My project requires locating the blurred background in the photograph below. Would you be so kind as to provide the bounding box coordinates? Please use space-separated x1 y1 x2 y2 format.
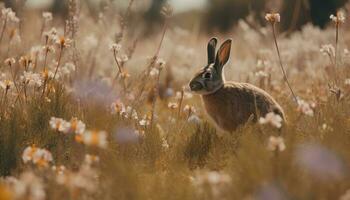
1 0 349 34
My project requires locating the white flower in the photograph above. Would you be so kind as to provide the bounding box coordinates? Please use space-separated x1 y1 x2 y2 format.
259 112 283 128
69 117 86 135
59 62 76 76
188 114 201 124
22 146 36 163
345 79 350 85
184 105 196 113
22 145 53 167
49 117 71 133
139 118 150 126
84 154 100 165
265 13 280 23
320 44 335 57
255 70 268 78
168 102 178 109
2 8 19 23
149 67 159 76
42 12 53 22
175 91 193 99
161 138 169 149
119 54 128 62
21 71 43 87
52 165 66 175
297 99 315 117
4 57 16 66
32 149 53 167
109 43 122 52
267 136 286 152
80 130 108 148
156 58 166 69
330 11 346 24
11 172 46 200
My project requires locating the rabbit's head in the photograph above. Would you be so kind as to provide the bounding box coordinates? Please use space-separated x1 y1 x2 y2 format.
189 38 232 95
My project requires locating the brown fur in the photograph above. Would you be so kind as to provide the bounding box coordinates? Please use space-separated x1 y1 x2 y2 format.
201 81 285 132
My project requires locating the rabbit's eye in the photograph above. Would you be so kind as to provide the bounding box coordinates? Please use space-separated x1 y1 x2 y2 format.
203 72 212 79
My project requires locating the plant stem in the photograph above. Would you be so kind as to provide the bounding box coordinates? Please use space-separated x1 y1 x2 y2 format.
271 23 298 103
0 17 8 47
334 24 339 84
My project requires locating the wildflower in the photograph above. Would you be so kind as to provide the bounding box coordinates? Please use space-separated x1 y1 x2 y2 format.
19 56 33 69
192 171 231 197
120 70 130 79
257 59 270 68
0 80 13 91
161 3 173 18
111 100 125 114
20 71 43 87
345 79 350 85
156 58 166 69
168 102 178 109
56 36 72 48
265 13 280 23
255 70 269 78
69 117 86 135
188 114 201 124
139 118 150 127
297 99 315 117
2 8 19 23
32 148 53 167
4 58 15 66
11 172 46 200
330 11 346 25
22 145 53 167
175 90 193 99
52 165 66 175
184 105 196 114
49 117 71 133
43 27 57 41
119 54 129 63
259 112 283 128
56 164 98 193
42 45 55 54
109 43 122 52
42 12 53 22
60 62 76 76
320 44 335 57
149 67 159 76
22 145 37 163
161 138 169 149
84 154 100 166
267 136 286 152
80 130 108 148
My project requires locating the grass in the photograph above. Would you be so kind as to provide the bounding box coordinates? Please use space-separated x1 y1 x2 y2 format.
0 2 350 200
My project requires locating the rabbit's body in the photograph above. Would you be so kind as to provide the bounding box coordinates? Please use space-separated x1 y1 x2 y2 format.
202 82 285 132
189 38 285 132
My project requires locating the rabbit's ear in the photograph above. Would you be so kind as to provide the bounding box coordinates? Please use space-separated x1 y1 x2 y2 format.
215 39 232 73
207 37 218 64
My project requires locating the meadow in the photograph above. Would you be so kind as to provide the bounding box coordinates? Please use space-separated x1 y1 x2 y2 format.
1 1 350 200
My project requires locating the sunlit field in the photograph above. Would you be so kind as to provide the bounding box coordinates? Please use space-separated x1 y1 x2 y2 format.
1 1 350 200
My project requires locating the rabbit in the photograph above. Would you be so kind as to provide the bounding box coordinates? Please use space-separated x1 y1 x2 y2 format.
189 38 285 132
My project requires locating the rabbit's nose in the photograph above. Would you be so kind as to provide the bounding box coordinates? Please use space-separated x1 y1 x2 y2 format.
189 81 203 91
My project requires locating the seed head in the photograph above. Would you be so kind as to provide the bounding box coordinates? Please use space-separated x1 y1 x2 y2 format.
265 13 281 24
330 11 346 25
